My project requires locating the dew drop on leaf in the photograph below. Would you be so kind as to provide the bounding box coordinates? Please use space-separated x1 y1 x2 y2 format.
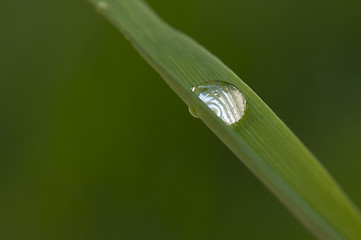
191 81 246 125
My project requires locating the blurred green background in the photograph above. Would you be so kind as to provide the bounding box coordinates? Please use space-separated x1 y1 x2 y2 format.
1 0 361 239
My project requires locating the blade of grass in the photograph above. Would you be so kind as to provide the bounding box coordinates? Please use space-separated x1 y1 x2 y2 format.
89 0 361 239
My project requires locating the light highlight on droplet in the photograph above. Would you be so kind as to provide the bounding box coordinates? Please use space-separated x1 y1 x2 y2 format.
191 81 246 125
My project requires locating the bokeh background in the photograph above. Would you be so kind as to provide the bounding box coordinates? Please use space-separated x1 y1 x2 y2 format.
1 0 361 239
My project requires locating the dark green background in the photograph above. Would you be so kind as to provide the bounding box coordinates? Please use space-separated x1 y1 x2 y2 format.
1 0 361 239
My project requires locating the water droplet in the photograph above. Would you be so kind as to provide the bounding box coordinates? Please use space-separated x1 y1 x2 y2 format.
188 106 199 119
191 81 246 125
97 1 108 10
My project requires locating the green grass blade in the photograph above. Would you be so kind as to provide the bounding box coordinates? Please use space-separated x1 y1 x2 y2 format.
89 0 361 239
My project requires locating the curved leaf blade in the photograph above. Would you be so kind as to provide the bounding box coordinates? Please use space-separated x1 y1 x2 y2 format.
89 1 361 239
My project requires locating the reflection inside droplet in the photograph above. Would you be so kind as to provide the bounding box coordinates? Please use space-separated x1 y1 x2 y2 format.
191 81 246 125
